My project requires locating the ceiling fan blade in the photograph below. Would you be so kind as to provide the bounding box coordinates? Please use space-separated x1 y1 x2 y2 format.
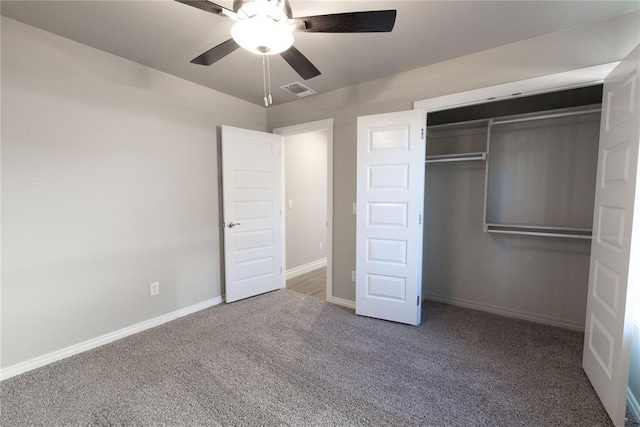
292 10 396 33
280 46 321 80
191 39 240 65
174 0 235 18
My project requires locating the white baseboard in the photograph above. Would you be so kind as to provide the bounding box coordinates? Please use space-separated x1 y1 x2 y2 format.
629 388 640 422
424 292 584 331
320 292 584 330
176 296 223 318
0 296 223 381
330 296 356 310
285 258 327 280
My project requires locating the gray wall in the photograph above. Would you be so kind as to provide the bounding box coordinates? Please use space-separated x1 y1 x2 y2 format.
284 131 327 271
423 162 592 327
1 17 265 368
266 11 640 304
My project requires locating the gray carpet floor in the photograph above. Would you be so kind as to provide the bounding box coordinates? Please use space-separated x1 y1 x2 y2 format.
0 289 617 426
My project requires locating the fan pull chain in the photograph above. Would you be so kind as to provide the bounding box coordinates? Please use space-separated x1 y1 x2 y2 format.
266 55 273 105
261 55 274 107
262 55 269 107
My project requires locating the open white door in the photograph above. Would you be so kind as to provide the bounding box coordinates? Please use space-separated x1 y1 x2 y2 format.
356 110 426 325
583 44 640 427
221 126 284 303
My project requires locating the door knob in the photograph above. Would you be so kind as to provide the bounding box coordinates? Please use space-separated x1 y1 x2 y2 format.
227 222 241 228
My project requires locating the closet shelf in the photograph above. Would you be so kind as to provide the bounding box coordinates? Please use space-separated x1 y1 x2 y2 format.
427 118 490 131
484 223 592 240
425 152 486 164
491 108 601 126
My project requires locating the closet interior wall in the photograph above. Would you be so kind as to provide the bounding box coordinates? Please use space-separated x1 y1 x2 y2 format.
422 88 602 330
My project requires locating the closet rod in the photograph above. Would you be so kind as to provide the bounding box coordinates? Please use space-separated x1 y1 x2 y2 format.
484 223 592 233
486 228 592 240
425 152 486 164
492 108 601 126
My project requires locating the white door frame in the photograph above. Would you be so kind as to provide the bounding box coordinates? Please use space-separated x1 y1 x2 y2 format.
414 62 618 113
273 119 334 304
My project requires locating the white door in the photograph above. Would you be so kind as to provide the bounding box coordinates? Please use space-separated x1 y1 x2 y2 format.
221 126 284 303
583 44 640 427
356 110 426 325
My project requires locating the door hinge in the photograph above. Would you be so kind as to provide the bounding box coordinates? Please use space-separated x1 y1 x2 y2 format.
419 214 422 225
280 267 283 273
421 128 425 140
417 296 420 306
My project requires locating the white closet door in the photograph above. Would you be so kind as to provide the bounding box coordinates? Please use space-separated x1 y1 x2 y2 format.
222 125 284 303
583 44 640 427
356 110 426 325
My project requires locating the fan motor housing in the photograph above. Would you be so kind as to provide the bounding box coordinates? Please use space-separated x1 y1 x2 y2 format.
233 0 292 20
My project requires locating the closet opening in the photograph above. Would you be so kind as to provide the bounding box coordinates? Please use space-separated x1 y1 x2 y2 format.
422 84 603 331
414 60 640 425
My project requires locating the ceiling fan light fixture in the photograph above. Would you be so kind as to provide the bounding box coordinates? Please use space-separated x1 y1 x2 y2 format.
231 17 294 55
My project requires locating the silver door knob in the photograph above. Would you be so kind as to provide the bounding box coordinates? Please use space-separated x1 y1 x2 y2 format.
227 222 241 228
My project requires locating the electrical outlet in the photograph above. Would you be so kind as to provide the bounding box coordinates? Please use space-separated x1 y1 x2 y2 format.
150 282 160 296
318 242 323 250
287 200 293 209
352 271 356 282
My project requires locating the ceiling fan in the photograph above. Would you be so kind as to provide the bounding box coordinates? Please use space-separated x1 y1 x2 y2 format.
175 0 397 81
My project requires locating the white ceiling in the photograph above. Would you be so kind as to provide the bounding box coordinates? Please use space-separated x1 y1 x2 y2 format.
2 0 639 106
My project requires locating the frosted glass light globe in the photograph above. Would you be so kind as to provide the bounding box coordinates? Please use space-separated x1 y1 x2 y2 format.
231 17 294 55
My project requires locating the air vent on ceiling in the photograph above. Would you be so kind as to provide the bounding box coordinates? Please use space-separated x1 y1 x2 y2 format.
281 82 317 98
